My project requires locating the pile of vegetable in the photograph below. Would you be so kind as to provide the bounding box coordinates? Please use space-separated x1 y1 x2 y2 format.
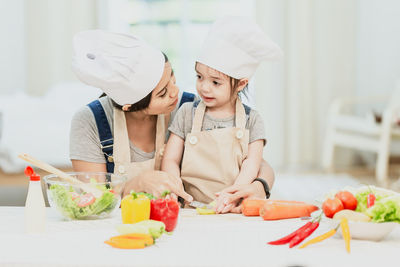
106 191 180 249
322 186 400 223
49 184 118 219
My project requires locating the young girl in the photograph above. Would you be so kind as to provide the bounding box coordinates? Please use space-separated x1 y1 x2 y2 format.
161 16 282 209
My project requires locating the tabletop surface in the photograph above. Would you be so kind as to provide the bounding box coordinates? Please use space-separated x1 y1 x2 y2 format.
0 206 399 267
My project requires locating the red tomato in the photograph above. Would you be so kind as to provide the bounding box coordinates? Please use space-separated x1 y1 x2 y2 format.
77 193 96 207
335 191 358 210
322 197 344 218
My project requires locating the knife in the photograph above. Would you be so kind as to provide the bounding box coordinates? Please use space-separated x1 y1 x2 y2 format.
177 197 214 209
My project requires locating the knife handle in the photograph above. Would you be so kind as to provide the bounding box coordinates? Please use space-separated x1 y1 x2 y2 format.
177 196 185 208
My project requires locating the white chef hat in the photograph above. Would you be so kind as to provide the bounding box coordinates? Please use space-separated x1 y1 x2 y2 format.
197 16 283 79
72 30 165 106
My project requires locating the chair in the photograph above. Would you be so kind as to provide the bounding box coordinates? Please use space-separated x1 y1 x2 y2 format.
322 84 400 187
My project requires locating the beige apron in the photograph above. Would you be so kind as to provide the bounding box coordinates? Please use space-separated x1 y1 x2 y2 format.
181 99 249 203
112 108 167 181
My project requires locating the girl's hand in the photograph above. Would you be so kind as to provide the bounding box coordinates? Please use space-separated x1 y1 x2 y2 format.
123 170 193 202
215 182 266 213
214 192 240 214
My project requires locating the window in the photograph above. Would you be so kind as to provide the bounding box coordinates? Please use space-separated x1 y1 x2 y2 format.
102 0 255 93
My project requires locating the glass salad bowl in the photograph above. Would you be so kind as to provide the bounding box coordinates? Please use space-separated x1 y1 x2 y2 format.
44 172 126 220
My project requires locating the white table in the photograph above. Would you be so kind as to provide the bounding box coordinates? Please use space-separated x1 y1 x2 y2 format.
0 207 399 267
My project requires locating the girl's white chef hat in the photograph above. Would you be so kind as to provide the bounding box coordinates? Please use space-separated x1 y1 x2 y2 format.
197 16 283 79
72 30 164 106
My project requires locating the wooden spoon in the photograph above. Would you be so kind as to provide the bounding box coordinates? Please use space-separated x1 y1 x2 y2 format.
18 153 103 198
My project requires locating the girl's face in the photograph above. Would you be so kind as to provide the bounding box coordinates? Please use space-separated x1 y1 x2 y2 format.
195 62 235 110
146 62 179 115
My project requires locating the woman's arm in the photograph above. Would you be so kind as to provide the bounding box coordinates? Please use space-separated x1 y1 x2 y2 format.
234 140 264 185
71 160 107 172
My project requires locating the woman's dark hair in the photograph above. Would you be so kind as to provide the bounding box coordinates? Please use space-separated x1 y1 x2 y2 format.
100 52 169 112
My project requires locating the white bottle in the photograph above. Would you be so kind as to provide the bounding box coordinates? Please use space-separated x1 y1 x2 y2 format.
24 167 46 234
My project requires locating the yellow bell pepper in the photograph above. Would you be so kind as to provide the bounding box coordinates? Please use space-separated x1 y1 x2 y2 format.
121 192 150 224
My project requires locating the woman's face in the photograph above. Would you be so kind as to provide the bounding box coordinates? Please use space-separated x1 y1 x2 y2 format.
146 62 179 115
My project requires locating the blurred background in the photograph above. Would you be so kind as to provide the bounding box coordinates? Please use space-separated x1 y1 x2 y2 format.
1 0 400 205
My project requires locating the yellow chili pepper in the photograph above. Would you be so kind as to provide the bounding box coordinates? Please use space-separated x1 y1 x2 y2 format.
340 217 351 253
121 192 150 224
298 228 337 249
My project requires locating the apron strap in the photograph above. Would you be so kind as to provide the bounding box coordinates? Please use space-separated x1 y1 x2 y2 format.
154 114 167 170
114 108 166 170
235 98 247 129
191 98 247 133
87 100 115 173
191 101 206 133
113 108 131 164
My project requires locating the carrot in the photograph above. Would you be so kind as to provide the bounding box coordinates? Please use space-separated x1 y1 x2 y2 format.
259 201 319 220
104 233 154 249
242 199 310 216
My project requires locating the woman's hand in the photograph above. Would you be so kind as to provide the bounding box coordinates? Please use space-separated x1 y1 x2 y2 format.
214 182 266 213
123 170 193 202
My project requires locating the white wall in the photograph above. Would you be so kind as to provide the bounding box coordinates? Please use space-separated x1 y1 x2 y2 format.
0 0 25 94
356 0 400 97
25 0 97 95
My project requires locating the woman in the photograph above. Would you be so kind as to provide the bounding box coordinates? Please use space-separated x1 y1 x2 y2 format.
70 30 274 213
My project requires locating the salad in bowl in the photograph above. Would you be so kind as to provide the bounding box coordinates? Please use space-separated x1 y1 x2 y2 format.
44 172 126 220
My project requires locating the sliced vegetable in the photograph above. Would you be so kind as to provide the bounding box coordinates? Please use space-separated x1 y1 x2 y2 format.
340 218 351 253
260 201 318 220
116 220 166 239
196 207 216 215
104 233 154 249
49 184 117 219
77 193 96 207
121 192 151 224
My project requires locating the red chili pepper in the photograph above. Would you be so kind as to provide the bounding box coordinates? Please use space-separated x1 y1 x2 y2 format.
268 222 312 245
367 193 376 208
289 221 319 248
150 191 180 232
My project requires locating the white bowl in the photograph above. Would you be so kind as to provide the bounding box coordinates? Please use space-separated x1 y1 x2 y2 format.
321 214 398 241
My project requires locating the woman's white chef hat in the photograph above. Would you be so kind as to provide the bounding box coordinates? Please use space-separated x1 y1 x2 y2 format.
197 16 283 79
72 30 165 106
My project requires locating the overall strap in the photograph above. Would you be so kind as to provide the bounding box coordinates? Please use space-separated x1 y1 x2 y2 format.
179 92 196 108
87 100 115 173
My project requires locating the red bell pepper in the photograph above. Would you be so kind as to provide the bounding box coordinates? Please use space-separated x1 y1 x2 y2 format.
150 191 180 232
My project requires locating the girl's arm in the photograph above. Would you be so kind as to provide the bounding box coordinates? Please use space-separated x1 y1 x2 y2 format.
234 139 264 185
161 133 185 180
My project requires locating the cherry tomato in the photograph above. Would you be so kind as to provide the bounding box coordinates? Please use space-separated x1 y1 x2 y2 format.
322 197 344 218
77 193 96 207
335 191 357 210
